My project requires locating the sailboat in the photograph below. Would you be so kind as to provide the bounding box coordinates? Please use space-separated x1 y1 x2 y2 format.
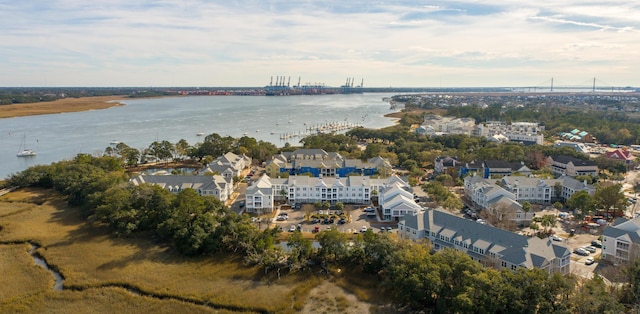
17 134 36 157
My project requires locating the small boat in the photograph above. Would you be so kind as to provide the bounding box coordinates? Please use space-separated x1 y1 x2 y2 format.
256 129 260 132
243 132 248 136
196 132 204 136
17 149 36 157
110 140 120 145
17 134 36 157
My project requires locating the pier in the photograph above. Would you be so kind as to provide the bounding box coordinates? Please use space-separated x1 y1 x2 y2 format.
279 121 362 140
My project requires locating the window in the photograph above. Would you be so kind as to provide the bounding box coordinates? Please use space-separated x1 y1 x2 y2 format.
617 242 630 250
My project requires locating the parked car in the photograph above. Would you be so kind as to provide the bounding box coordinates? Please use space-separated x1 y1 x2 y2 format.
591 240 602 248
574 248 589 256
583 246 597 253
363 207 375 212
360 226 368 233
338 218 346 224
585 257 595 265
550 235 562 242
289 225 296 232
312 226 320 233
387 227 393 232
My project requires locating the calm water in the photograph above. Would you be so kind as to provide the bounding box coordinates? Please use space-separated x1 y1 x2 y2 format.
0 93 398 179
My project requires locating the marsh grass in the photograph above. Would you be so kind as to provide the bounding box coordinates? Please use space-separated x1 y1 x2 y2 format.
0 96 126 119
0 287 249 314
0 189 328 313
0 244 52 301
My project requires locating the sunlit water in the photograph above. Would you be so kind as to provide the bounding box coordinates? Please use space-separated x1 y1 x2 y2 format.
0 93 399 179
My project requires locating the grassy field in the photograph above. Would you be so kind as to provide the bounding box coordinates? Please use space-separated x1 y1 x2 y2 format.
0 188 378 313
0 96 127 119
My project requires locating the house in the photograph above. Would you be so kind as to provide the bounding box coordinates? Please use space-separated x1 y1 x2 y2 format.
418 115 475 136
378 181 423 221
130 174 234 202
553 176 595 201
559 129 596 143
553 141 590 154
501 176 554 205
464 175 533 225
482 160 531 178
601 216 640 265
398 209 571 274
606 149 636 166
477 121 545 145
200 152 252 179
546 155 598 178
244 174 409 214
434 156 459 175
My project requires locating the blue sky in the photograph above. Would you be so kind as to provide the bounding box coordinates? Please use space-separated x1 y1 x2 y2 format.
1 0 638 87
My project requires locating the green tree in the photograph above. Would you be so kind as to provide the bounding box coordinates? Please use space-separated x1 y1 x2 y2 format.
566 190 595 216
571 274 624 313
595 182 626 217
286 231 314 272
315 228 348 262
522 201 532 215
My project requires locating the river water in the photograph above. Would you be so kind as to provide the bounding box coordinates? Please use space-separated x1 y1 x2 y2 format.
0 93 398 179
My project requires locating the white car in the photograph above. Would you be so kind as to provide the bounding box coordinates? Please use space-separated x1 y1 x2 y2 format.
288 225 296 232
360 226 368 233
585 257 595 265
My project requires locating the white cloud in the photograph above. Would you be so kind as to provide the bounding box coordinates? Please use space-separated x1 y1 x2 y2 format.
0 0 638 87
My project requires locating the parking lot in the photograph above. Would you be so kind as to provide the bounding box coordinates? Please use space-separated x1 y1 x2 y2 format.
267 204 397 235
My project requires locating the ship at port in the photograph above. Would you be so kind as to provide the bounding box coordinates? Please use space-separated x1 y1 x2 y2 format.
264 76 363 96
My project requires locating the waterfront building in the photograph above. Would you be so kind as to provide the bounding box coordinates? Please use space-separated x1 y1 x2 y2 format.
130 174 234 202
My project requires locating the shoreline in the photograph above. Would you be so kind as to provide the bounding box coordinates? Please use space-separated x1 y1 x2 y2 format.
0 96 129 119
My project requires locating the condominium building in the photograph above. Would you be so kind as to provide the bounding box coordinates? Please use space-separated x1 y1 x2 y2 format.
399 209 571 274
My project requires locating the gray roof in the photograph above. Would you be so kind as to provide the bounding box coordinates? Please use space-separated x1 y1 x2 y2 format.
401 209 570 268
603 216 640 243
130 174 229 193
551 155 596 167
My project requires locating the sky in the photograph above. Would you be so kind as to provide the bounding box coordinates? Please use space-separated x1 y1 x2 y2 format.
1 1 639 88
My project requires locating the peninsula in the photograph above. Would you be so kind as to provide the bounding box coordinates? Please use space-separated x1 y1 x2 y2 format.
0 96 126 119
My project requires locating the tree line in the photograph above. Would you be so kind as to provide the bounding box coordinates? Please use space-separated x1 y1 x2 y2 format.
5 155 640 312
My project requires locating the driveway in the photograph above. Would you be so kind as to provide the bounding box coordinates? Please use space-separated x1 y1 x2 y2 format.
271 205 397 234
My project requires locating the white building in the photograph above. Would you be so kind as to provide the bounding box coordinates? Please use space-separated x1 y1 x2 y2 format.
200 152 252 179
378 181 423 221
602 216 640 265
245 174 410 214
399 209 571 274
477 121 544 145
464 175 533 225
130 174 234 202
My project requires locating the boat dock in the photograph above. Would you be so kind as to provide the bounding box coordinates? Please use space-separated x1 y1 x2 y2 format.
279 121 362 140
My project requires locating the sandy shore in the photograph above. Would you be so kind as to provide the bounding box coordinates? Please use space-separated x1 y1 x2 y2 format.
0 96 128 119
